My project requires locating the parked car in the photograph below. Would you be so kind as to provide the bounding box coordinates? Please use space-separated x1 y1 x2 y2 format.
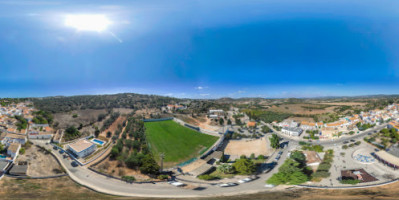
168 181 186 187
264 184 275 188
59 149 64 154
343 141 349 144
53 146 58 150
350 139 355 142
238 177 253 183
71 161 79 167
219 182 238 187
274 155 281 161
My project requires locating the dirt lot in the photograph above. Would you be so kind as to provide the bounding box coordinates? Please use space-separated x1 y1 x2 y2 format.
177 115 220 131
113 108 135 115
268 103 338 115
16 145 64 177
53 109 107 129
224 137 272 159
94 159 152 181
0 176 112 200
287 117 315 122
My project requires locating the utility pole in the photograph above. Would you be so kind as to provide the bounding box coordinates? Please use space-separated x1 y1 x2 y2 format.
159 153 165 173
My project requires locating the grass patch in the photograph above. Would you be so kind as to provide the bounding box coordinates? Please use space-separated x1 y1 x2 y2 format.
144 120 218 164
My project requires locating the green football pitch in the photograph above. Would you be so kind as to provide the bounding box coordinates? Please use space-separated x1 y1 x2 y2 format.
144 120 219 165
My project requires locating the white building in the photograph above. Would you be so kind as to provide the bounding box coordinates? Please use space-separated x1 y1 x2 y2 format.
1 133 27 146
67 139 97 158
7 143 21 158
281 127 303 136
52 129 64 143
279 120 299 128
28 131 53 140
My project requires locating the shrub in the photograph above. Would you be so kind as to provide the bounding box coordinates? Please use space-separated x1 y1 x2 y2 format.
340 179 361 185
157 174 169 180
233 158 256 175
122 175 136 183
312 171 330 178
19 147 25 155
198 174 219 180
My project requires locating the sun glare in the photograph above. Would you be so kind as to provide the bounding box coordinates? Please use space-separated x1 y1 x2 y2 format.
65 14 111 32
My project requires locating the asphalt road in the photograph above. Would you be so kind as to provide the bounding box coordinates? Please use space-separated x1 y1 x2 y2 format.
265 122 388 147
32 141 285 198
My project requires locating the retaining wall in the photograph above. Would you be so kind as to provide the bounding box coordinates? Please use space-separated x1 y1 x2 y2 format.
298 179 399 189
5 174 68 179
143 118 173 122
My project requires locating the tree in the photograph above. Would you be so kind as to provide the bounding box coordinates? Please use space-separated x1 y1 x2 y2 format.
289 171 308 185
110 147 119 158
140 155 160 175
219 118 225 125
267 172 289 185
227 119 232 125
278 159 302 174
64 126 81 141
106 131 112 138
261 126 271 133
94 128 100 137
233 158 256 175
125 153 143 169
290 151 306 167
269 134 280 149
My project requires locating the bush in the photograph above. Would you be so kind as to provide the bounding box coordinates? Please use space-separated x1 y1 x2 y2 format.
122 175 136 183
158 174 169 180
72 114 78 118
299 141 308 146
233 158 256 175
340 179 361 185
198 174 219 180
218 164 235 174
312 171 330 178
19 147 25 155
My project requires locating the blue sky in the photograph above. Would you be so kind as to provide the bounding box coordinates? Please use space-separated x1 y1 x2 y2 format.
1 0 399 98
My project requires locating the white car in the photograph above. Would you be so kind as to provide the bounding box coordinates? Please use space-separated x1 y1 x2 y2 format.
238 177 252 183
219 182 238 187
168 181 185 187
264 184 275 188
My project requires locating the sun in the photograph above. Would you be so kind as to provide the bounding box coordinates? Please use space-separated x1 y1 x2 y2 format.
65 14 112 32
